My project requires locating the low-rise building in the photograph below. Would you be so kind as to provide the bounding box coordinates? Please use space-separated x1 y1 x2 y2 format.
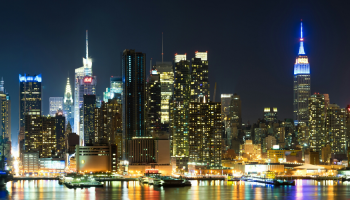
267 149 302 163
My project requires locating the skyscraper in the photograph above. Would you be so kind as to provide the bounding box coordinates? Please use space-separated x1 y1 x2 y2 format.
64 77 74 127
293 22 311 125
189 100 222 169
110 76 122 104
171 54 191 158
190 52 209 102
74 30 97 137
49 97 63 116
229 93 242 128
326 104 347 155
19 74 42 129
308 94 325 155
152 62 174 125
146 71 161 135
55 111 65 157
0 78 11 141
122 49 146 159
83 95 96 145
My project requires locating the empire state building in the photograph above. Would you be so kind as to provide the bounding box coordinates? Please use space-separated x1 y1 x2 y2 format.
293 21 311 125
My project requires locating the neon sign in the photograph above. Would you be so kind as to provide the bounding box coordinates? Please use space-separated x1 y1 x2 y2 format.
84 77 92 83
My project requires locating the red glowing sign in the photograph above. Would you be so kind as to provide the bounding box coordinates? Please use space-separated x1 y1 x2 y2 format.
145 169 159 174
84 77 92 83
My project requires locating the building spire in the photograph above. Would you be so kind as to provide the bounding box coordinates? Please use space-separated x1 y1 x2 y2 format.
298 20 305 55
86 30 88 59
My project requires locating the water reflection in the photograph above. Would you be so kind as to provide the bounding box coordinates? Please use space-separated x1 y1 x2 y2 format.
2 179 350 199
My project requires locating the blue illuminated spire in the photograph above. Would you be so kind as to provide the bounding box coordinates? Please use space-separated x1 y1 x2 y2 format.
298 21 305 55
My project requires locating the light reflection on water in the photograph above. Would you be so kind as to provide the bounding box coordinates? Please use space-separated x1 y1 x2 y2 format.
1 179 350 200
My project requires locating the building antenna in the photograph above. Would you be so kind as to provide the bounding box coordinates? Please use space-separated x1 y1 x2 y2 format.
86 30 88 59
162 32 164 63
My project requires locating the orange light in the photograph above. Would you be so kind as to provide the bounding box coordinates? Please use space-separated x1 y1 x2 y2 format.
300 38 304 41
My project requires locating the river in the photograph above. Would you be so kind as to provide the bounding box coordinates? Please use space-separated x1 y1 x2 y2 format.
1 179 350 199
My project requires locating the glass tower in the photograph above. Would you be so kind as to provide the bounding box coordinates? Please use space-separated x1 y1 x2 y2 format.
49 97 63 116
64 77 74 127
122 49 146 159
190 52 209 102
293 22 311 125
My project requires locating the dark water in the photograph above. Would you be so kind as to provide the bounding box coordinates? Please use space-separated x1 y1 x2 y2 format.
2 180 350 199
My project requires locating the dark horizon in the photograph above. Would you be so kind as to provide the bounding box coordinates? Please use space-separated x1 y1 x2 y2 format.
2 0 350 151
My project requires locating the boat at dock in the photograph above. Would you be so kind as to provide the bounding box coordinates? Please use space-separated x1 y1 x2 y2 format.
153 176 191 187
241 176 295 186
63 175 104 189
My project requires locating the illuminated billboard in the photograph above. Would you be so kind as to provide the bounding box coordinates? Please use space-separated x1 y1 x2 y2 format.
84 76 92 83
19 74 42 83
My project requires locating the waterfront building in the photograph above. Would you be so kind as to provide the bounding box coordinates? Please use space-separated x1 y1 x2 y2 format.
82 95 96 145
74 30 97 138
293 22 311 125
94 99 122 145
63 77 74 127
190 51 209 102
75 144 118 173
326 104 347 155
24 115 56 158
19 74 42 129
122 49 146 159
263 107 278 123
308 93 325 154
49 97 63 116
188 100 222 168
0 78 11 140
152 62 174 125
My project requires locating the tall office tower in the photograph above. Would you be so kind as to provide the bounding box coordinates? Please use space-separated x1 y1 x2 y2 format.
263 107 278 123
171 54 191 157
326 104 347 155
152 62 174 125
229 93 242 128
122 49 146 159
323 94 330 120
64 77 74 127
82 95 96 145
147 71 161 135
49 97 63 116
74 30 97 137
190 52 209 102
110 76 123 104
19 74 42 129
221 94 233 147
308 94 325 155
24 115 56 158
95 99 122 144
0 78 11 140
55 111 65 157
293 22 311 126
188 100 222 169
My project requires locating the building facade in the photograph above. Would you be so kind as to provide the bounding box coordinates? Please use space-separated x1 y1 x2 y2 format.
0 78 11 140
326 104 347 155
64 77 74 128
83 95 96 145
263 107 278 123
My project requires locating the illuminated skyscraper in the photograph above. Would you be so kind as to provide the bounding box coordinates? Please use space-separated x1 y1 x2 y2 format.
190 52 209 102
326 104 347 155
122 49 146 159
293 22 311 125
19 74 42 129
146 71 161 135
171 54 191 157
49 97 63 116
0 78 11 140
74 30 97 144
152 62 174 125
308 94 325 155
229 93 242 128
64 77 74 127
103 76 123 104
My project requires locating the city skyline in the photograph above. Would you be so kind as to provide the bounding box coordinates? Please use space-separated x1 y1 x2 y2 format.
2 1 350 150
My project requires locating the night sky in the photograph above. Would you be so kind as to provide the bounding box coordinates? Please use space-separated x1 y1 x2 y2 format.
1 0 350 149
